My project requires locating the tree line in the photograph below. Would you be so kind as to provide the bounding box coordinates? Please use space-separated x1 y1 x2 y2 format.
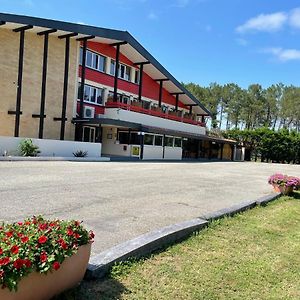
223 128 300 164
184 82 300 132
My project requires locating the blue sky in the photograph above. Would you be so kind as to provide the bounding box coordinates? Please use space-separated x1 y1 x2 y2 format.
1 0 300 88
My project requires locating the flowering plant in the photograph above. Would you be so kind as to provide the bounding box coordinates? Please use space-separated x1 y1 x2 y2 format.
268 173 300 189
0 216 94 291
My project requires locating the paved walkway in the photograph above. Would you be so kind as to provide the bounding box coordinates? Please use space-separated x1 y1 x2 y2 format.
0 161 299 254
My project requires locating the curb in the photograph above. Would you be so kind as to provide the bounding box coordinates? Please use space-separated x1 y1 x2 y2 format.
86 218 208 279
255 192 281 206
85 192 280 280
0 156 110 162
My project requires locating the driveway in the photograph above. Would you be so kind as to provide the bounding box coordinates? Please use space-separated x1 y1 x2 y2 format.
0 161 299 254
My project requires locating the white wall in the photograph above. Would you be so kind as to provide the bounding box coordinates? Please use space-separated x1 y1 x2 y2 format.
104 109 206 135
143 145 163 160
0 136 101 157
164 147 182 160
101 127 132 157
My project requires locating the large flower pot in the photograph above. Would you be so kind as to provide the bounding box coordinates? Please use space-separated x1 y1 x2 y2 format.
273 185 293 195
0 243 91 300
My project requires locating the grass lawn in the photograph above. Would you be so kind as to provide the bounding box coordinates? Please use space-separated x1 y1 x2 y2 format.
60 193 300 300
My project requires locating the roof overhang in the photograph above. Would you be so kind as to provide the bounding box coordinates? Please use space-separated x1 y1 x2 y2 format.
0 12 211 116
72 118 236 144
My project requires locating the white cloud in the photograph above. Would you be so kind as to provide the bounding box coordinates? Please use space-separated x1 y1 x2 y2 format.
147 12 158 20
236 12 288 33
289 8 300 28
263 47 300 62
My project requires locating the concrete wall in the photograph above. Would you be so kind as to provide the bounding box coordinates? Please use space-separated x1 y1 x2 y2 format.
0 28 78 140
101 127 131 157
0 136 101 157
104 108 206 135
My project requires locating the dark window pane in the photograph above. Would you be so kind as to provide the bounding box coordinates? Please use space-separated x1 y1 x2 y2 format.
118 132 129 144
83 127 90 142
130 132 140 145
99 55 106 72
86 51 92 67
174 138 182 147
164 136 174 147
154 135 163 146
110 60 115 75
96 89 103 104
144 134 154 145
84 86 90 101
79 48 83 65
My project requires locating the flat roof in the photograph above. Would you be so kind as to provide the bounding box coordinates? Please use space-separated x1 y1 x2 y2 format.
0 12 211 116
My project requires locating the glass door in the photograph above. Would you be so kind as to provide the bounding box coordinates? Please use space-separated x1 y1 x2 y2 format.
82 126 96 143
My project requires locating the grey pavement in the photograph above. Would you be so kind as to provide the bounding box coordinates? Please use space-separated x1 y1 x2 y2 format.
0 161 299 255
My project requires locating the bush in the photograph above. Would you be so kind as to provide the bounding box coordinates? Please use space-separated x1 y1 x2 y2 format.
0 216 94 291
19 139 40 157
73 150 88 157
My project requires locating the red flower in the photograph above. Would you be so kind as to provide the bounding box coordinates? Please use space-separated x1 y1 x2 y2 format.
67 228 73 236
0 257 10 266
38 236 48 244
40 252 48 263
89 231 95 240
13 259 24 269
39 223 48 231
21 236 29 243
17 222 23 226
58 238 68 250
73 233 80 239
5 232 13 238
11 245 19 255
0 248 3 255
25 221 31 225
0 270 4 278
52 262 60 271
74 221 81 226
17 233 23 238
24 259 31 268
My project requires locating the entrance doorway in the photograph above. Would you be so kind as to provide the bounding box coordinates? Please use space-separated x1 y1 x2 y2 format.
82 126 96 143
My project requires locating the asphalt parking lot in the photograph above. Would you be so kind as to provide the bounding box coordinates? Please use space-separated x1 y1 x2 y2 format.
0 161 299 254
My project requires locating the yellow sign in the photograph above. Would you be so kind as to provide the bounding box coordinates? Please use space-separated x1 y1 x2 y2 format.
132 146 140 156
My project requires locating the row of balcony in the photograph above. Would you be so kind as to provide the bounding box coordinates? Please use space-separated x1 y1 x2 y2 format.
105 99 206 127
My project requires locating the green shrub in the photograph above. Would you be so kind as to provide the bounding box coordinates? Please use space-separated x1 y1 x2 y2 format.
73 150 88 157
19 139 40 157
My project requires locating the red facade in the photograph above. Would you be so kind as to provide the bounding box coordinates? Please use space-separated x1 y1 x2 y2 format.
77 41 186 115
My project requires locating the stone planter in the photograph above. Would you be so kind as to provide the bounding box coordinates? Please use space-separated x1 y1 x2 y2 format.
0 243 91 300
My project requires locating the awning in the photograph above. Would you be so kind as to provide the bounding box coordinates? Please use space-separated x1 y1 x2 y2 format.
73 118 237 145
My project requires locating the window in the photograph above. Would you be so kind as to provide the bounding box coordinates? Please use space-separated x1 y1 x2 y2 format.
154 135 163 146
130 132 140 145
174 137 182 148
164 136 174 147
144 134 154 146
80 48 106 72
142 100 151 110
118 131 130 144
78 83 104 105
135 70 140 84
110 60 131 81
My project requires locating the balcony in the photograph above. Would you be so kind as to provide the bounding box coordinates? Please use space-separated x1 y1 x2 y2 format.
104 99 206 136
105 100 206 127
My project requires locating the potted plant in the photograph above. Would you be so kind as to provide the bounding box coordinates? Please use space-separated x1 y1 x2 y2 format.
268 173 300 195
0 216 94 300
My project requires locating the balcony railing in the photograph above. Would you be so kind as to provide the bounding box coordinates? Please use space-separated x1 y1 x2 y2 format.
105 100 206 127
